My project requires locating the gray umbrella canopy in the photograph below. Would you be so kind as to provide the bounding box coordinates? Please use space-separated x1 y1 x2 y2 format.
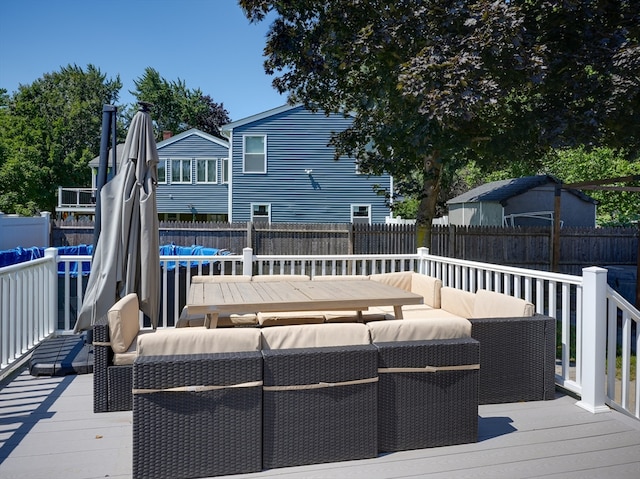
74 108 160 331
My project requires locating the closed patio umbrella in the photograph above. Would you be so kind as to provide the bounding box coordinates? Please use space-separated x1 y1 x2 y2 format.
74 104 160 332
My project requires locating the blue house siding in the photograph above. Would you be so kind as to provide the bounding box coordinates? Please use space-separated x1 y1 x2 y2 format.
155 129 229 218
226 105 391 223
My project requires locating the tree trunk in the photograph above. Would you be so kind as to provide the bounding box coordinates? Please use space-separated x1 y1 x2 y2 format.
415 152 442 249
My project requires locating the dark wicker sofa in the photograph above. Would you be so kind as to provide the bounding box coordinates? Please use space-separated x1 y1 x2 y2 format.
130 322 480 478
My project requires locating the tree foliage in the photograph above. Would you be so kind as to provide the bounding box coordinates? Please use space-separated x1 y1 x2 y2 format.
240 0 639 245
543 147 640 226
0 65 121 215
130 67 231 140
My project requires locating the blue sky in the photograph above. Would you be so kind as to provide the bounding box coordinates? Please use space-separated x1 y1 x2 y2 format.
0 0 285 121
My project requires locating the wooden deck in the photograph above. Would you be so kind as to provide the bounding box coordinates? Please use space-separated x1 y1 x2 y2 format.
1 368 640 479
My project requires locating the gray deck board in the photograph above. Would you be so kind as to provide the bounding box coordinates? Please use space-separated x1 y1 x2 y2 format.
1 369 639 479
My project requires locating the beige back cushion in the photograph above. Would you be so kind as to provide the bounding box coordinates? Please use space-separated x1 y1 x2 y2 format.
440 287 476 319
369 272 441 308
107 293 140 353
137 328 262 356
473 289 535 318
261 323 371 350
369 272 413 291
410 273 442 308
191 275 251 283
252 274 310 282
368 317 471 342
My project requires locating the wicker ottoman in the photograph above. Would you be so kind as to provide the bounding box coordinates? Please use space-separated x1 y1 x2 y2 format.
262 344 378 469
132 352 263 479
374 337 480 452
470 314 556 404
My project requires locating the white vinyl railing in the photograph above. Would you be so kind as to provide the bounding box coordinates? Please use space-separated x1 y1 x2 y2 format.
0 249 58 376
1 247 638 419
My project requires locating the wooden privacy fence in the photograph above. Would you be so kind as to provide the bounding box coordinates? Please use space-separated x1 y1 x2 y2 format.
52 220 637 274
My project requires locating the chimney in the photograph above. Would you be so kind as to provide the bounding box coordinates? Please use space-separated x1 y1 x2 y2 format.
163 131 173 140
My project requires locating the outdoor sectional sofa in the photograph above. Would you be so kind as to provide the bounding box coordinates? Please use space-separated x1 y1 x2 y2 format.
92 271 555 413
132 321 480 479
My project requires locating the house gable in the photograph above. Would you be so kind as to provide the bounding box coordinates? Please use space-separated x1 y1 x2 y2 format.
155 129 229 221
222 105 392 223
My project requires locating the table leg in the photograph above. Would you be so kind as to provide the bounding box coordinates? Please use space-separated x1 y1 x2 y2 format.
204 313 219 329
393 305 404 319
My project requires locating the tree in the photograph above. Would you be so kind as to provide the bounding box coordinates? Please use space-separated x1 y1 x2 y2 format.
240 0 639 246
130 67 231 140
0 65 121 215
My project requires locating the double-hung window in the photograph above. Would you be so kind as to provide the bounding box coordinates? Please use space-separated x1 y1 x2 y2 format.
243 135 266 173
222 158 229 183
251 203 271 223
351 204 371 224
157 159 167 184
171 158 192 184
196 158 218 184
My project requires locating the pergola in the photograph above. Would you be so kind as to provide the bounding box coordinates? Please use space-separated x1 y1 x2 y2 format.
552 175 640 308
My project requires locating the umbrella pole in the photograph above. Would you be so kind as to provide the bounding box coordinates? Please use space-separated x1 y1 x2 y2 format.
94 104 118 250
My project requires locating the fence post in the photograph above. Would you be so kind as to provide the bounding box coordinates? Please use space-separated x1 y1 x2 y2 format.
242 247 254 276
44 248 58 338
448 224 456 257
576 266 610 414
246 222 253 250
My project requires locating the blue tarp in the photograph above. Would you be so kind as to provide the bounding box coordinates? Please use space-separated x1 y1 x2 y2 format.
0 246 44 267
0 245 94 276
0 244 229 274
159 244 230 271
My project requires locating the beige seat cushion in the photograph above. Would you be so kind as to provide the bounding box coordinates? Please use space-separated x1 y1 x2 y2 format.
440 287 476 319
176 306 257 328
368 316 472 343
191 275 251 283
472 289 535 318
252 274 311 282
113 329 155 365
217 313 259 327
261 323 371 350
323 310 390 323
257 311 325 327
107 293 140 353
374 303 437 318
312 275 369 281
137 327 262 356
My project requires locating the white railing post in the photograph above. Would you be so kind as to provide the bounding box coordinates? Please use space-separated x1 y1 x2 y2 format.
45 248 58 334
242 248 254 277
417 247 429 275
576 266 610 414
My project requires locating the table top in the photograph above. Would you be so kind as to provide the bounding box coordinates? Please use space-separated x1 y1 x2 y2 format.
187 279 423 315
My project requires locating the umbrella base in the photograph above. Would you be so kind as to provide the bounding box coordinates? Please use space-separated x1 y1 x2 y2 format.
29 333 93 376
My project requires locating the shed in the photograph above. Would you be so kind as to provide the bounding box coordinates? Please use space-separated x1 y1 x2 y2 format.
446 175 597 227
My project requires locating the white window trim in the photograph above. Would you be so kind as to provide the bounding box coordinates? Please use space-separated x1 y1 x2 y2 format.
351 204 371 224
157 159 168 184
251 202 271 223
222 157 229 184
243 135 267 174
196 158 219 184
170 157 192 184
